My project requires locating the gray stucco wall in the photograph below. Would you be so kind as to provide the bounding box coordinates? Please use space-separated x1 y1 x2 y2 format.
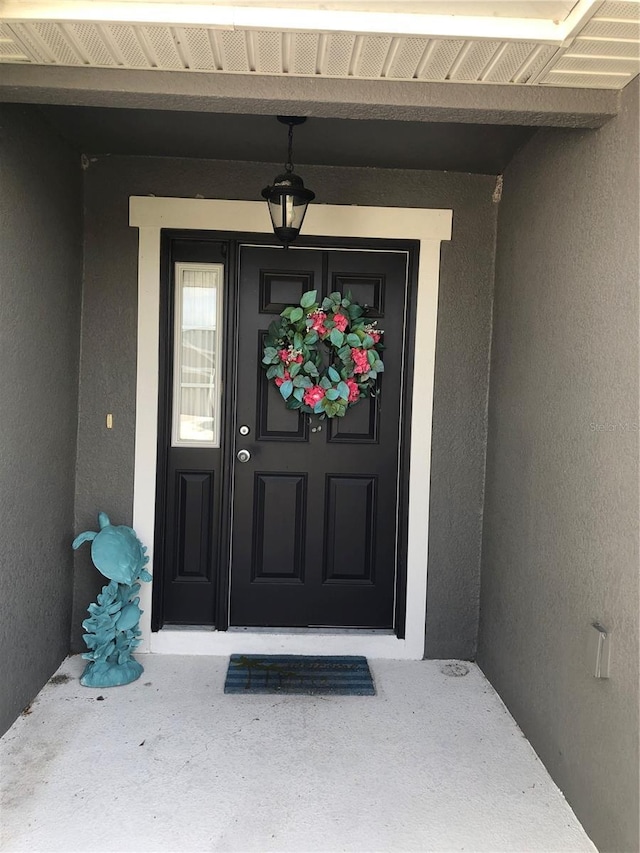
478 78 639 852
73 156 498 657
0 105 82 736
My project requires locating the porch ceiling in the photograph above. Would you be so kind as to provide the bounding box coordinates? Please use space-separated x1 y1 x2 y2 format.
0 1 638 91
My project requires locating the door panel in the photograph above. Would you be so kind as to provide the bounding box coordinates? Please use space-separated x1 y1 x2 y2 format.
230 244 409 628
157 239 228 626
324 475 377 583
252 473 307 582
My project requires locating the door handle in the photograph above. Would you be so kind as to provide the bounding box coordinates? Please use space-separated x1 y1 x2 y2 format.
236 449 251 463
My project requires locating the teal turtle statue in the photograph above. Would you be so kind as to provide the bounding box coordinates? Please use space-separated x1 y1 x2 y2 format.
73 513 152 688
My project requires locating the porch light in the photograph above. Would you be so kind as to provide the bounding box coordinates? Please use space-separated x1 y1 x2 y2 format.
262 116 315 248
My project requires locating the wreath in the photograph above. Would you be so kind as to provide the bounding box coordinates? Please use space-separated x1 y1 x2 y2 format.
261 290 384 419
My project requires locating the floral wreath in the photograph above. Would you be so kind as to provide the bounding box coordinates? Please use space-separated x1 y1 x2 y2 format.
261 289 384 419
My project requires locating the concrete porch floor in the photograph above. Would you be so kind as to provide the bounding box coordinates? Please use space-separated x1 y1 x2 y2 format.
1 655 594 853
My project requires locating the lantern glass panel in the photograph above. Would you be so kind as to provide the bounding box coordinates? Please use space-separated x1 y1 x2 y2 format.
268 194 308 233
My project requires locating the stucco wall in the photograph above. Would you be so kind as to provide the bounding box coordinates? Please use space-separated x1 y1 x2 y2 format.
0 105 82 736
478 78 639 852
73 156 498 657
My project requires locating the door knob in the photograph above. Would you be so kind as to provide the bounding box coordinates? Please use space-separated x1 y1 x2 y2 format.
236 449 251 463
239 425 251 436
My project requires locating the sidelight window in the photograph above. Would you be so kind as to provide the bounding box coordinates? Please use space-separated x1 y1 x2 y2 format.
172 262 224 447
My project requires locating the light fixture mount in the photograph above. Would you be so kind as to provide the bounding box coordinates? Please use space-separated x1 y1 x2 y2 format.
261 115 315 248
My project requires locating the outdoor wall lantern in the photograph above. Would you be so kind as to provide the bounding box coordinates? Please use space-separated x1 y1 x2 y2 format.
262 115 315 248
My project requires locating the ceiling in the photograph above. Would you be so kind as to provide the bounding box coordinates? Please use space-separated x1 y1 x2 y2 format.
1 0 639 89
53 1 578 15
38 104 537 173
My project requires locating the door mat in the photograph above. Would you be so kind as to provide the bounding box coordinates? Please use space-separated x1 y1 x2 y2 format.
224 655 375 695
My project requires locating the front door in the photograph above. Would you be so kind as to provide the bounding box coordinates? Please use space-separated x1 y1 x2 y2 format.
155 236 415 632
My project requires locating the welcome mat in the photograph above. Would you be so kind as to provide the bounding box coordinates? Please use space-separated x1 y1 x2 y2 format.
224 654 375 695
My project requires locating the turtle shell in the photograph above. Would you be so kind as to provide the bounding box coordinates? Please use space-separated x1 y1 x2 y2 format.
90 524 145 585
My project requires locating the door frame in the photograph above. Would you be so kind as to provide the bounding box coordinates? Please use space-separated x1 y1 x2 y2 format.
130 197 452 660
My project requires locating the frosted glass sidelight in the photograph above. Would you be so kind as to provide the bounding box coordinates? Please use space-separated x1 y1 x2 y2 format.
172 263 224 447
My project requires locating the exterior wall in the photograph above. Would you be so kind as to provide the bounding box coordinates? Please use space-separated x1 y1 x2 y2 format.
478 78 639 852
73 156 498 657
0 105 82 736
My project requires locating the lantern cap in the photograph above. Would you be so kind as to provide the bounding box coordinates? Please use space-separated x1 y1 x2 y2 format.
261 171 315 203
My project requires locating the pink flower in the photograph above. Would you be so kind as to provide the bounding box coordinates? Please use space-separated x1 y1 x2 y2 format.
346 378 360 402
303 385 325 408
333 313 348 333
370 331 381 344
351 347 370 375
275 369 291 388
279 347 303 364
309 310 329 337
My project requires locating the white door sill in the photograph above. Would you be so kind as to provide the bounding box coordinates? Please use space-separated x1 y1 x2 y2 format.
150 627 422 659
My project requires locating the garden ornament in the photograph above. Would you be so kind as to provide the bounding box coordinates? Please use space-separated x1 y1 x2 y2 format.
72 512 151 688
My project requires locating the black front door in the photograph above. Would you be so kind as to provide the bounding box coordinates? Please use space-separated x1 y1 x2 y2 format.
155 236 415 632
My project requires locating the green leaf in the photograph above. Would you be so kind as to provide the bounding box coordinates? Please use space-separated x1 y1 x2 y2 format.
304 331 318 346
293 387 305 402
286 398 302 410
341 298 351 308
268 321 280 338
328 366 340 383
281 306 293 318
313 400 325 414
362 334 374 349
346 333 360 347
293 333 303 350
321 297 333 311
348 304 363 319
325 388 339 401
279 380 293 399
337 381 349 399
373 360 384 373
266 365 279 380
290 307 304 323
329 291 341 303
289 361 302 378
367 349 376 366
319 376 332 390
303 361 318 376
329 328 344 347
326 402 339 417
263 346 277 359
337 345 351 361
367 370 377 380
300 290 317 309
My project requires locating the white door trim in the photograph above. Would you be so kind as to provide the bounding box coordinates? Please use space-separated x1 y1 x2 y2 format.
129 197 452 660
